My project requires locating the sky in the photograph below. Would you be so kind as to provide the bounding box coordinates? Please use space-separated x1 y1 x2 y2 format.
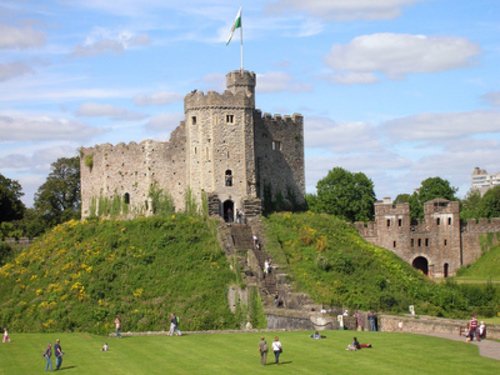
1 0 499 207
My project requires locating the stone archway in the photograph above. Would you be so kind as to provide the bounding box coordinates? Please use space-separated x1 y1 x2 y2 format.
412 256 429 275
223 200 234 223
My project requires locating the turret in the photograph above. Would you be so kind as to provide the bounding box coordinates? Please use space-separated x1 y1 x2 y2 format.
226 70 256 106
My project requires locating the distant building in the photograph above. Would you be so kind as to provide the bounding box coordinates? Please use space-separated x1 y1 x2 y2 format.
471 167 500 196
80 70 305 221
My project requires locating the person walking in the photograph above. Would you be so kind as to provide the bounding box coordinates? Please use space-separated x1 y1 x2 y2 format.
272 336 283 365
54 339 64 370
258 336 268 366
2 327 10 343
169 313 182 336
114 315 122 338
43 343 53 371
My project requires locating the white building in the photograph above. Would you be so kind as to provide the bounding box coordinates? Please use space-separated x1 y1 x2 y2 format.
471 167 500 196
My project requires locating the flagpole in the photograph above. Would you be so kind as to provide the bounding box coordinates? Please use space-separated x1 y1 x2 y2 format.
240 10 244 73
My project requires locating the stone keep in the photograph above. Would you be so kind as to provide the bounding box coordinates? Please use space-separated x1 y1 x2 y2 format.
80 70 305 220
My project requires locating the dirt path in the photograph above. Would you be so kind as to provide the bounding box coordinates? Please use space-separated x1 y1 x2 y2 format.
417 332 499 361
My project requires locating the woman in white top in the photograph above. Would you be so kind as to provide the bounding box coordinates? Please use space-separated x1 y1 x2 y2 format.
272 336 282 364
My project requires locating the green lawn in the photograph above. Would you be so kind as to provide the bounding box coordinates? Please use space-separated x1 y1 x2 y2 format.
0 331 498 375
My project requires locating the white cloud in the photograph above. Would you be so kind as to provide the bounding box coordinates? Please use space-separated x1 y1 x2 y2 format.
73 28 150 57
134 91 183 106
305 116 380 152
0 24 45 49
382 110 500 141
0 114 102 141
75 103 147 121
145 112 183 132
482 91 500 107
257 72 311 93
0 62 32 81
268 0 418 20
326 33 479 83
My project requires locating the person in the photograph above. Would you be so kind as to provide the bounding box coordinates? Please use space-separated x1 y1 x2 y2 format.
368 311 378 331
236 209 242 224
54 339 63 370
102 343 109 352
272 336 283 365
258 336 268 366
2 327 10 343
310 331 321 340
274 293 283 308
43 343 53 371
478 321 487 340
169 313 182 336
263 259 271 277
114 315 122 338
346 337 372 351
252 234 258 249
467 314 478 342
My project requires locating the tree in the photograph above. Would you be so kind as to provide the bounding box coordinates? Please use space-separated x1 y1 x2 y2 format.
394 194 411 204
409 177 458 222
313 167 376 222
479 185 500 218
0 173 25 222
34 156 81 226
460 189 483 220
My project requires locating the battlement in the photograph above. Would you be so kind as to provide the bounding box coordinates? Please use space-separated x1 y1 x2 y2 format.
258 111 303 126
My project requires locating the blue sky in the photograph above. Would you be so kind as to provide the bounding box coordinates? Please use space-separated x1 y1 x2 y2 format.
1 0 499 206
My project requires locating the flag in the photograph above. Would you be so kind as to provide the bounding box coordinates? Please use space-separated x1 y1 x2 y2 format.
226 7 242 46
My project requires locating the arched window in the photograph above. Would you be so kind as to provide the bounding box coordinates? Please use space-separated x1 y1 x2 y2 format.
225 170 233 186
124 193 130 205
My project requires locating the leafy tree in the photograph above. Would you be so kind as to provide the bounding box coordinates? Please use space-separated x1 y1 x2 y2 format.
394 194 410 204
34 156 81 226
0 173 26 222
313 167 376 222
479 185 500 218
409 177 458 222
460 189 483 220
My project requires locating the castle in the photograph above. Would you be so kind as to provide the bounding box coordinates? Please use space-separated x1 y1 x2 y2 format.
80 70 305 221
356 198 500 278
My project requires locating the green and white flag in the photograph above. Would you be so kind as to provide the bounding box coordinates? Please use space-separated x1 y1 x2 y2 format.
226 7 242 46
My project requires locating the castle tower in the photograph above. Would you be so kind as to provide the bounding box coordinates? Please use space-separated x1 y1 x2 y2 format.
184 70 258 220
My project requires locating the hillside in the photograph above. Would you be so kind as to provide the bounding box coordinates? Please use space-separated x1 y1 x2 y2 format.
455 241 500 282
0 215 239 334
262 212 498 317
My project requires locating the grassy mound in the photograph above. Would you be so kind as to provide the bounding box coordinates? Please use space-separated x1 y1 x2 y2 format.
456 242 500 282
263 212 498 317
0 215 238 334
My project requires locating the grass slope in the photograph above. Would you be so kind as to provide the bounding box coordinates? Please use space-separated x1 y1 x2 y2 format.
455 244 500 282
0 331 498 375
0 215 238 334
263 212 498 317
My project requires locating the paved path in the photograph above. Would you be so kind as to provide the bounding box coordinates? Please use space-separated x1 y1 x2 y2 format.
417 332 500 361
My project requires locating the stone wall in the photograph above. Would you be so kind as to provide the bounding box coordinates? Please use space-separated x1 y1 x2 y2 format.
379 315 500 340
254 111 305 209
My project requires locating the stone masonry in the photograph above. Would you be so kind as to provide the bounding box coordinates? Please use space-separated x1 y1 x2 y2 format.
355 198 500 278
80 70 305 220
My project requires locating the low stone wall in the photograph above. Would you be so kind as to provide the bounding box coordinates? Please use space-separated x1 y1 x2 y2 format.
379 314 500 340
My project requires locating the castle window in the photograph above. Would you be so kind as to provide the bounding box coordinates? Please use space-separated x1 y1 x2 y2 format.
398 218 402 227
425 238 429 247
192 116 197 125
393 241 396 248
386 219 391 227
226 114 234 124
225 170 233 187
411 239 414 247
418 239 422 247
272 140 282 151
444 239 447 246
448 217 452 225
436 218 440 225
124 193 130 205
